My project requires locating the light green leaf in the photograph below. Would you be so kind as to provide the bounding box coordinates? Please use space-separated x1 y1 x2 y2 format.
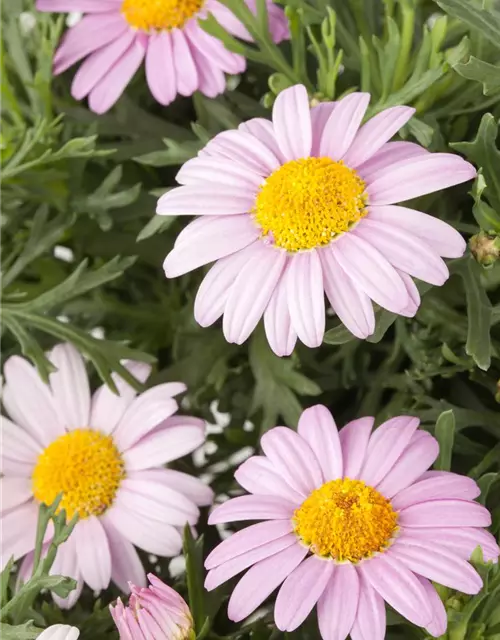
0 622 40 640
454 56 500 96
434 0 500 49
135 139 202 167
434 410 456 471
476 472 498 504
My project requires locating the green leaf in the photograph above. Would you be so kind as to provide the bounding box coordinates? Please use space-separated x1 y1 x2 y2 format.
0 622 40 640
454 258 493 370
137 215 177 241
434 410 456 471
477 472 498 505
183 526 206 635
434 0 500 49
470 173 500 232
454 56 500 96
134 139 202 167
0 558 15 610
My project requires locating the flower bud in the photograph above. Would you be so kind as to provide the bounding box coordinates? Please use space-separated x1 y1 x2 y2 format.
110 574 194 640
469 231 500 267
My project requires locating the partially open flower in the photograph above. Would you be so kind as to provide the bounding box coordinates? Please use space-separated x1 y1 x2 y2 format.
110 573 194 639
37 625 79 640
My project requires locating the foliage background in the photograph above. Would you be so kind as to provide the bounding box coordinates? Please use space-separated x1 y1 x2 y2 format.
1 0 500 638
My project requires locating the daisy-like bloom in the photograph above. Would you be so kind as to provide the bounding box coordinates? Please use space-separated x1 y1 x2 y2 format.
158 85 476 356
111 573 194 639
35 0 288 114
205 405 499 639
38 625 80 640
0 344 213 607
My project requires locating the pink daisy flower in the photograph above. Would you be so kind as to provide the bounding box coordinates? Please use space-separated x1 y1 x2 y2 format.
111 573 193 639
205 405 499 639
0 344 213 607
36 0 288 113
158 85 476 356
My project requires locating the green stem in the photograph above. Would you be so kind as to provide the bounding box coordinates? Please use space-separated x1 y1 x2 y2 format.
392 0 415 90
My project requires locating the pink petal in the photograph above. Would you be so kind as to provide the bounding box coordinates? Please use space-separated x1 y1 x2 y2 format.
3 356 64 446
122 419 205 470
357 141 430 183
397 270 420 317
359 416 419 486
163 215 259 278
205 534 297 591
1 416 42 464
400 527 499 563
360 554 433 627
391 473 480 511
157 184 255 216
186 21 245 74
138 468 214 507
354 218 449 286
297 405 342 481
350 573 386 640
223 245 286 345
272 85 312 160
375 431 439 498
260 427 323 495
333 234 409 314
227 544 308 622
194 243 259 327
53 13 128 74
417 577 447 638
202 129 280 175
89 36 146 114
263 264 297 357
176 157 263 189
208 495 295 524
390 538 483 594
101 518 146 592
205 520 294 569
310 102 336 157
399 499 492 528
48 343 90 430
318 564 359 640
73 517 111 591
344 106 415 168
90 361 151 435
208 0 252 40
112 384 181 450
37 0 120 10
102 505 183 557
50 534 83 609
189 40 226 98
367 153 476 205
145 31 176 106
286 251 325 348
239 118 286 163
170 28 198 96
320 246 375 339
368 205 466 258
235 456 305 504
116 477 199 526
0 477 33 513
338 417 374 479
319 92 370 160
72 31 135 100
275 555 334 631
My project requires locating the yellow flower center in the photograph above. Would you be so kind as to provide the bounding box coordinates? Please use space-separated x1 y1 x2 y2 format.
253 157 367 252
121 0 204 31
32 429 125 520
294 478 398 563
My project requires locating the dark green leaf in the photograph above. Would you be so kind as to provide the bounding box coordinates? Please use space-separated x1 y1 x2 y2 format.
434 410 456 471
434 0 500 49
183 526 206 634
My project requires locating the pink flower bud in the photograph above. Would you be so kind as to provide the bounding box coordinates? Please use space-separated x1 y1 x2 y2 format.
110 573 194 640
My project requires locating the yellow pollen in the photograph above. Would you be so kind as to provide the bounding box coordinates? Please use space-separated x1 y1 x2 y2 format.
294 478 398 563
121 0 203 31
32 429 125 520
253 157 367 252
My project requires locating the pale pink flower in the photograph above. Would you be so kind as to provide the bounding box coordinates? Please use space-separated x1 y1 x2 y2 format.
36 0 288 113
205 404 499 639
38 625 80 640
110 573 194 639
158 85 476 356
0 344 213 607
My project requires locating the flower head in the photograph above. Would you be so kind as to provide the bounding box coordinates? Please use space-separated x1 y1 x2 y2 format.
1 344 213 607
158 85 476 356
35 0 288 113
110 573 194 639
205 405 499 639
38 625 80 640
